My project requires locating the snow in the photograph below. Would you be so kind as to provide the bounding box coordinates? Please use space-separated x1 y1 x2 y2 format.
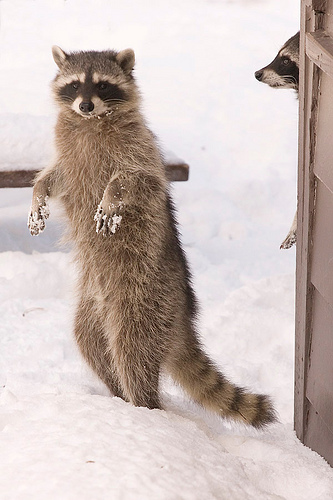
0 0 333 498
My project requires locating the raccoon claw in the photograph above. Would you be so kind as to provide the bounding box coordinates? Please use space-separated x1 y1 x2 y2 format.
94 204 122 236
280 230 296 249
28 199 50 236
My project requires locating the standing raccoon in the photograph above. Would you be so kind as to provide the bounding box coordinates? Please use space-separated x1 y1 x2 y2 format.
28 46 276 428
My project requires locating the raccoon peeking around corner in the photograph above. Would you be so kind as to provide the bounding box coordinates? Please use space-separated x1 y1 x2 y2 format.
28 46 276 428
255 32 299 93
255 32 299 250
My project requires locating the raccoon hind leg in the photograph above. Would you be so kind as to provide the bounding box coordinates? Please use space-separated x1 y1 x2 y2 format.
110 330 162 410
74 296 125 399
105 298 166 411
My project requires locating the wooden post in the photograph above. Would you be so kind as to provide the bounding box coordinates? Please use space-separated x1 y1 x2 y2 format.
295 0 322 442
296 0 333 465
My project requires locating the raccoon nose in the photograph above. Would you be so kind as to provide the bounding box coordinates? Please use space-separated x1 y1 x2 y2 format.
79 101 94 113
255 70 263 81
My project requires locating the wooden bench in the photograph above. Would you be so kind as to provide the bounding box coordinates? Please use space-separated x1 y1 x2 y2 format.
0 159 189 188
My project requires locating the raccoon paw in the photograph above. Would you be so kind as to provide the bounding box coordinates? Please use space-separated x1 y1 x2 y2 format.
280 230 296 249
28 198 50 236
94 203 123 236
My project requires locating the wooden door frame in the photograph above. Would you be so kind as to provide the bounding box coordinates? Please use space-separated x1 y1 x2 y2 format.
295 0 333 451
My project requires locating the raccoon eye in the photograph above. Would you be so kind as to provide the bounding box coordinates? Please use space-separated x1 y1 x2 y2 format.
97 82 109 91
282 58 291 66
72 82 79 90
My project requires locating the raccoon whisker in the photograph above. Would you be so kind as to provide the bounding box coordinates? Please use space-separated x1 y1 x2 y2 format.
284 75 297 82
280 75 297 84
103 98 126 104
59 96 75 103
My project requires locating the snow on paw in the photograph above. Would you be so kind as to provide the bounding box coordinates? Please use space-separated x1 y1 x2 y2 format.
108 213 122 234
94 203 123 236
28 197 50 236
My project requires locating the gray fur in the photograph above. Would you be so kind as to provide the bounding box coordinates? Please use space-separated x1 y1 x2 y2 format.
28 47 276 428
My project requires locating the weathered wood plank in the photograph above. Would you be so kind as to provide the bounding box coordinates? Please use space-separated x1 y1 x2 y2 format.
0 170 39 189
306 30 333 79
304 402 333 467
296 1 333 466
0 161 189 188
313 0 327 13
313 71 333 193
311 179 333 306
306 288 333 438
164 162 189 182
295 0 323 444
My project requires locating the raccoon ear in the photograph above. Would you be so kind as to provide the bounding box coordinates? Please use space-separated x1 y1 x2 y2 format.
52 46 68 68
116 49 135 75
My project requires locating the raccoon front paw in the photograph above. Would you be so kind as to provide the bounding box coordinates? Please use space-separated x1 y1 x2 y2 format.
280 230 296 249
94 203 123 236
28 197 50 236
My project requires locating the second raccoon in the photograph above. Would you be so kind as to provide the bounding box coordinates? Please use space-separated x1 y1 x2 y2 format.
255 32 299 250
255 32 299 92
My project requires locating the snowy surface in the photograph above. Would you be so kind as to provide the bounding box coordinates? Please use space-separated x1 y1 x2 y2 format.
1 0 333 499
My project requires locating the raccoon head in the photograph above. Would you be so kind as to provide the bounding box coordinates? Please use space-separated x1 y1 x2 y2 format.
51 46 137 118
255 32 300 92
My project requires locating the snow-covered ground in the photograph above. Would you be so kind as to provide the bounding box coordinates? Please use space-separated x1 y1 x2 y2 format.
1 0 333 498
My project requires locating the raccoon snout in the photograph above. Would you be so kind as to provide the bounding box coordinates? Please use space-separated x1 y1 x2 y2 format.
255 70 263 81
79 101 94 113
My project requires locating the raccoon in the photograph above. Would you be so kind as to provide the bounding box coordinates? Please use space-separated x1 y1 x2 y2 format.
255 32 299 92
28 46 276 428
255 32 300 250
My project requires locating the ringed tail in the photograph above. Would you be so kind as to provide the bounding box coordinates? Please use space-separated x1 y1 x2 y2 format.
167 338 276 428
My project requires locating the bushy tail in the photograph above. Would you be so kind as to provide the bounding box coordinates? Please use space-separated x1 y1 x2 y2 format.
167 338 276 428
